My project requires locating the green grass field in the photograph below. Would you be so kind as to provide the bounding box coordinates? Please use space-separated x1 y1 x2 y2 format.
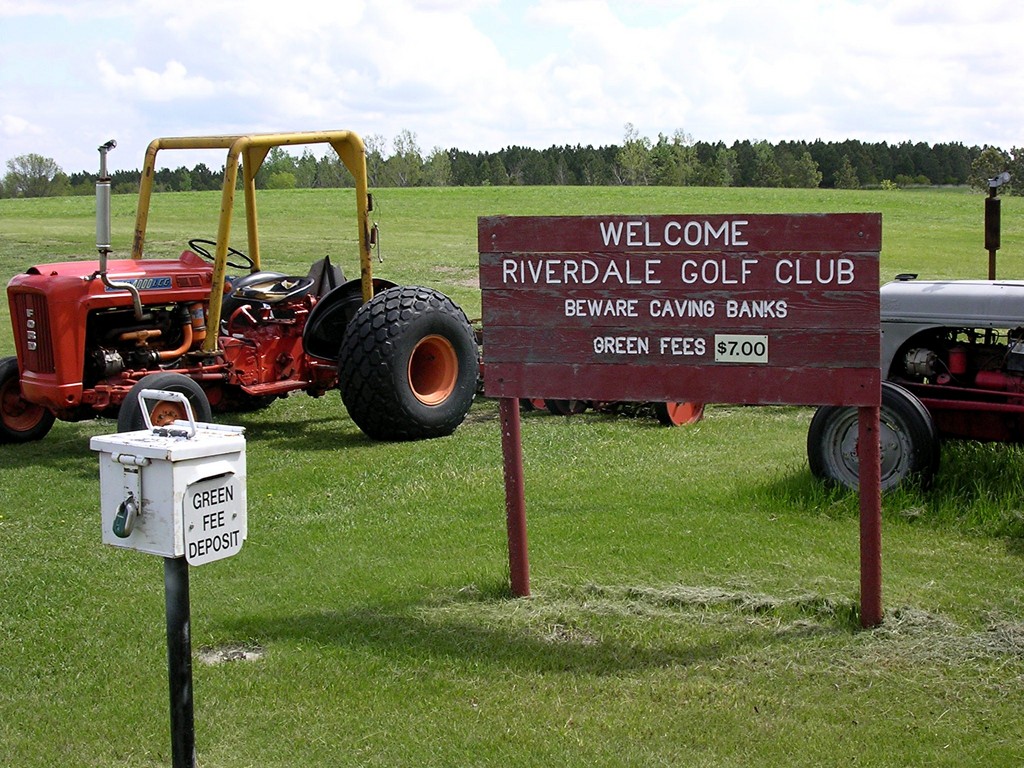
2 186 1023 767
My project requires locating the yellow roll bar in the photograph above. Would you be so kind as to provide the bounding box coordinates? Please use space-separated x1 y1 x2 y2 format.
131 131 374 352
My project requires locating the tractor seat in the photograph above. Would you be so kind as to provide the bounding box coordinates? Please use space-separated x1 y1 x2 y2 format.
221 271 315 331
230 274 316 304
222 258 344 328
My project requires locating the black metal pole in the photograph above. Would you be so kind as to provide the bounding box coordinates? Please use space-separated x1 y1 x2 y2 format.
986 190 1001 280
986 172 1010 280
164 556 196 768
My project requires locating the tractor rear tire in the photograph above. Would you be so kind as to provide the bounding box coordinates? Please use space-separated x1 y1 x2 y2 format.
0 356 55 443
544 399 588 416
117 372 213 432
339 285 477 441
807 381 939 492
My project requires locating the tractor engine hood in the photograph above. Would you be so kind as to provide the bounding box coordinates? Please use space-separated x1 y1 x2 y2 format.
881 279 1024 328
15 251 210 281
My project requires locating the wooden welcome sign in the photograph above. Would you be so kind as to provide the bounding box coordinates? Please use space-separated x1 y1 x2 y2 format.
479 213 881 406
479 213 884 627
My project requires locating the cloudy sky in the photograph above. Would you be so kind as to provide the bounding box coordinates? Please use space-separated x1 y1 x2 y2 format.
1 0 1022 175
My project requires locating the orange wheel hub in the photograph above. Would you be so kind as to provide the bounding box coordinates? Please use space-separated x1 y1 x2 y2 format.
408 335 459 406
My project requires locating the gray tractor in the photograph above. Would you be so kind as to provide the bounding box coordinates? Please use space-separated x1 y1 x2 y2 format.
808 175 1019 490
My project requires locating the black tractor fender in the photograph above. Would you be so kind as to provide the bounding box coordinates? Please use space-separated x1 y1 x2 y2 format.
303 278 398 360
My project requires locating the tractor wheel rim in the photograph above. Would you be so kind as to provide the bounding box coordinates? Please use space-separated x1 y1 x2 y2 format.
408 335 459 406
831 411 912 483
665 402 704 425
1 379 46 432
150 401 188 426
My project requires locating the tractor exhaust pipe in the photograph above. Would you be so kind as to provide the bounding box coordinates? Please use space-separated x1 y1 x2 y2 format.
96 139 116 251
94 139 145 320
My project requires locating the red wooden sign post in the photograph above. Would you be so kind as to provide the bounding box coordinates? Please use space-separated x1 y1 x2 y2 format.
479 213 883 627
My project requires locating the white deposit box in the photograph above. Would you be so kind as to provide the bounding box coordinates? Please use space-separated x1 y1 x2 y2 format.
91 390 247 565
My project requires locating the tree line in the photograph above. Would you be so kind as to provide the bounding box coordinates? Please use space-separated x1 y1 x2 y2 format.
2 124 1020 198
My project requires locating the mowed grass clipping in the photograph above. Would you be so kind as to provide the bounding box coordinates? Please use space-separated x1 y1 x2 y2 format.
2 186 1024 767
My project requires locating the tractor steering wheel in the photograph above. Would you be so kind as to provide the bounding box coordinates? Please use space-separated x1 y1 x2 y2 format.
187 238 255 270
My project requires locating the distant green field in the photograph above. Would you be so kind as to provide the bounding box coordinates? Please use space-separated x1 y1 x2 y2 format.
2 187 1023 767
1 185 1021 356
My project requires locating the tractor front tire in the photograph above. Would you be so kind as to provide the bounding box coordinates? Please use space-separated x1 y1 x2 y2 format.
0 356 55 443
117 372 213 432
339 285 478 441
807 381 939 492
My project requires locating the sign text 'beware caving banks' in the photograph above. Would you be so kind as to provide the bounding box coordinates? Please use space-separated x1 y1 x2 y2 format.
479 213 881 407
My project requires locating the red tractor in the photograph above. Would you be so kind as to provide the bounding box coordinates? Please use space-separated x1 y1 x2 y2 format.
2 131 478 442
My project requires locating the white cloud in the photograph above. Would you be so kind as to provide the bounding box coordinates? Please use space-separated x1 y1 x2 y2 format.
1 0 1023 172
1 114 38 136
97 56 217 101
